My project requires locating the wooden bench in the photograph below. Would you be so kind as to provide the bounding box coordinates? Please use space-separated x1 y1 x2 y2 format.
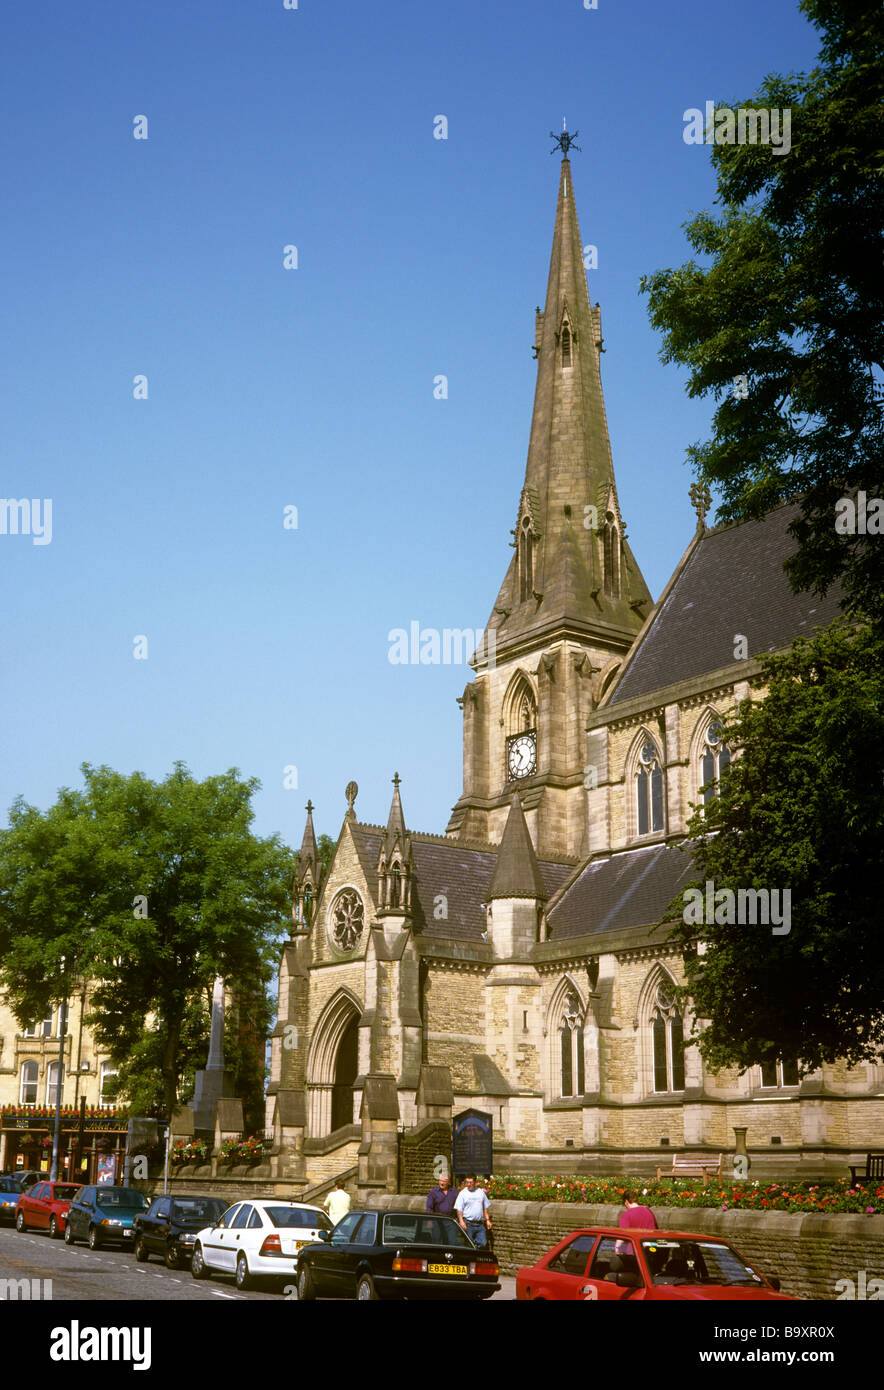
657 1152 724 1184
849 1153 884 1185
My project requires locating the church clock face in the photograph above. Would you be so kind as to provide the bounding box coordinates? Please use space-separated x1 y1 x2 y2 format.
507 731 537 780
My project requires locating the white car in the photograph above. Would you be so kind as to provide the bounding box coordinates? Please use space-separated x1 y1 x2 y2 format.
190 1198 333 1290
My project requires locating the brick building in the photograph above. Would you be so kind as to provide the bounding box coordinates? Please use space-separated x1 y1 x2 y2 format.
265 154 882 1181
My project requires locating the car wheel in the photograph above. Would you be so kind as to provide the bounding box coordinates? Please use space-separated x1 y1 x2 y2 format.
88 1226 101 1250
191 1243 210 1279
356 1274 379 1301
15 1210 26 1232
64 1223 77 1246
49 1216 60 1240
165 1243 180 1270
134 1236 150 1262
296 1264 316 1301
235 1253 252 1291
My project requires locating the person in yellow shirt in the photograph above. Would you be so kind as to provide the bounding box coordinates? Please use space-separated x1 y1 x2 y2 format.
324 1180 351 1225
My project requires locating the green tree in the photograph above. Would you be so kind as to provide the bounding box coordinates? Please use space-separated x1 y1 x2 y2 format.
640 0 884 621
665 621 884 1073
0 763 293 1118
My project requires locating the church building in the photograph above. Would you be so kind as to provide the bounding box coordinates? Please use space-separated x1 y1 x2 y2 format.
266 150 881 1180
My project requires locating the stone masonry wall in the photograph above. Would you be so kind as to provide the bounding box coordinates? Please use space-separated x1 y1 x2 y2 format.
399 1120 450 1196
366 1193 884 1301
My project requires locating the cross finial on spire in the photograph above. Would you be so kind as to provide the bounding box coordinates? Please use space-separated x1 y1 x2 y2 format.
392 772 401 790
550 125 581 156
305 799 314 815
689 481 712 531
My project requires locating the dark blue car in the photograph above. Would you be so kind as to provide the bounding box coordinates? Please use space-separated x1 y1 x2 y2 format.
64 1184 149 1249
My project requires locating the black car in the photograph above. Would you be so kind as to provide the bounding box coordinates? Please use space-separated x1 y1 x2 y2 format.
64 1185 149 1248
296 1209 500 1301
0 1177 24 1224
134 1194 230 1269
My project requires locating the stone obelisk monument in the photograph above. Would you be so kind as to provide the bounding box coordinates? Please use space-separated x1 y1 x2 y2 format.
192 976 236 1132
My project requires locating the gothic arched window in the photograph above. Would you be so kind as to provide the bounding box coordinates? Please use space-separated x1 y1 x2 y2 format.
390 863 401 908
650 980 684 1093
603 511 620 598
558 991 586 1098
700 720 731 804
561 324 572 368
636 738 665 836
518 516 534 601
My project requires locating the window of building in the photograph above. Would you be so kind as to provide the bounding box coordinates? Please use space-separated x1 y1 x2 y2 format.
636 739 665 836
700 720 731 804
57 1001 69 1037
99 1062 119 1105
46 1060 64 1107
650 980 685 1093
558 992 586 1098
603 512 620 598
760 1060 800 1088
518 516 535 601
20 1060 38 1105
561 324 572 368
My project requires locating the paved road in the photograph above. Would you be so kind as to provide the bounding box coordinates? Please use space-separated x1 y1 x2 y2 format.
0 1224 516 1301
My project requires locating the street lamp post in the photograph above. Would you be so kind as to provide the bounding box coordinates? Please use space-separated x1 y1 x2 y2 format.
50 962 67 1183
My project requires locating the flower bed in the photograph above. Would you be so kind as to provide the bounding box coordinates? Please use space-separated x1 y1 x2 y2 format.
486 1174 884 1215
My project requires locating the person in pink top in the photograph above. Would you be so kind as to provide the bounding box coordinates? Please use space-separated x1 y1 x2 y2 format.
618 1191 658 1229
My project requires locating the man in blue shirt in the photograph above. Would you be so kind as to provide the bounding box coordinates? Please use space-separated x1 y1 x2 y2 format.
426 1174 457 1215
454 1174 492 1248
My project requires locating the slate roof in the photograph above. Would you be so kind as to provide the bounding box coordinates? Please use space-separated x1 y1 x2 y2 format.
608 503 843 706
546 843 695 941
356 827 574 943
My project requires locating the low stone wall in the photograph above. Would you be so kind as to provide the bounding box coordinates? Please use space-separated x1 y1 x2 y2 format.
365 1193 884 1301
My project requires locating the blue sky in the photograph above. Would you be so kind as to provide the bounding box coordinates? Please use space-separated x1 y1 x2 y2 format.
2 0 821 851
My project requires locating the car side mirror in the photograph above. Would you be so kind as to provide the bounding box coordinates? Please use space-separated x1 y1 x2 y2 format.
318 1230 331 1241
614 1272 643 1288
767 1276 780 1291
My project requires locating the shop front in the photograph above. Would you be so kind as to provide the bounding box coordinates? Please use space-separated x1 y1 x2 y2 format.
0 1106 127 1183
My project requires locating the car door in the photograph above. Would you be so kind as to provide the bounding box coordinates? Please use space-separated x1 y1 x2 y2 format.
583 1235 645 1301
314 1212 362 1294
28 1183 49 1228
340 1212 379 1296
73 1188 96 1239
201 1204 241 1270
226 1203 254 1270
534 1233 597 1299
149 1197 172 1255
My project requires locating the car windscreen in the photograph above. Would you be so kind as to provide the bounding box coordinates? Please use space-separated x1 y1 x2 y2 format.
95 1190 146 1209
0 1179 23 1193
266 1207 333 1231
51 1186 80 1201
171 1200 228 1225
382 1215 472 1247
641 1238 768 1287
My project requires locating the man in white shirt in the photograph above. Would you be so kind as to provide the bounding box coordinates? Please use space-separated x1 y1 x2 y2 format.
454 1174 492 1249
324 1180 351 1225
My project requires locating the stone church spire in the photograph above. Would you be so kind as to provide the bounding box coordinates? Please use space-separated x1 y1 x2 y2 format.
483 154 651 658
448 145 655 858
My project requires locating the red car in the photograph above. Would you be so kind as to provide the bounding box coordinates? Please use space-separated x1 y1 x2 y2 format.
517 1226 794 1301
15 1181 80 1239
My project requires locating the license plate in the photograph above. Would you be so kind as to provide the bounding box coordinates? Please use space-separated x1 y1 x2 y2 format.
428 1264 467 1276
123 1230 133 1237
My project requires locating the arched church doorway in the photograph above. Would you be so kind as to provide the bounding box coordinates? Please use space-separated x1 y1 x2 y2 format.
331 1016 358 1130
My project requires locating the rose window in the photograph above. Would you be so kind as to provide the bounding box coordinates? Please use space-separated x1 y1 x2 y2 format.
330 890 364 952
